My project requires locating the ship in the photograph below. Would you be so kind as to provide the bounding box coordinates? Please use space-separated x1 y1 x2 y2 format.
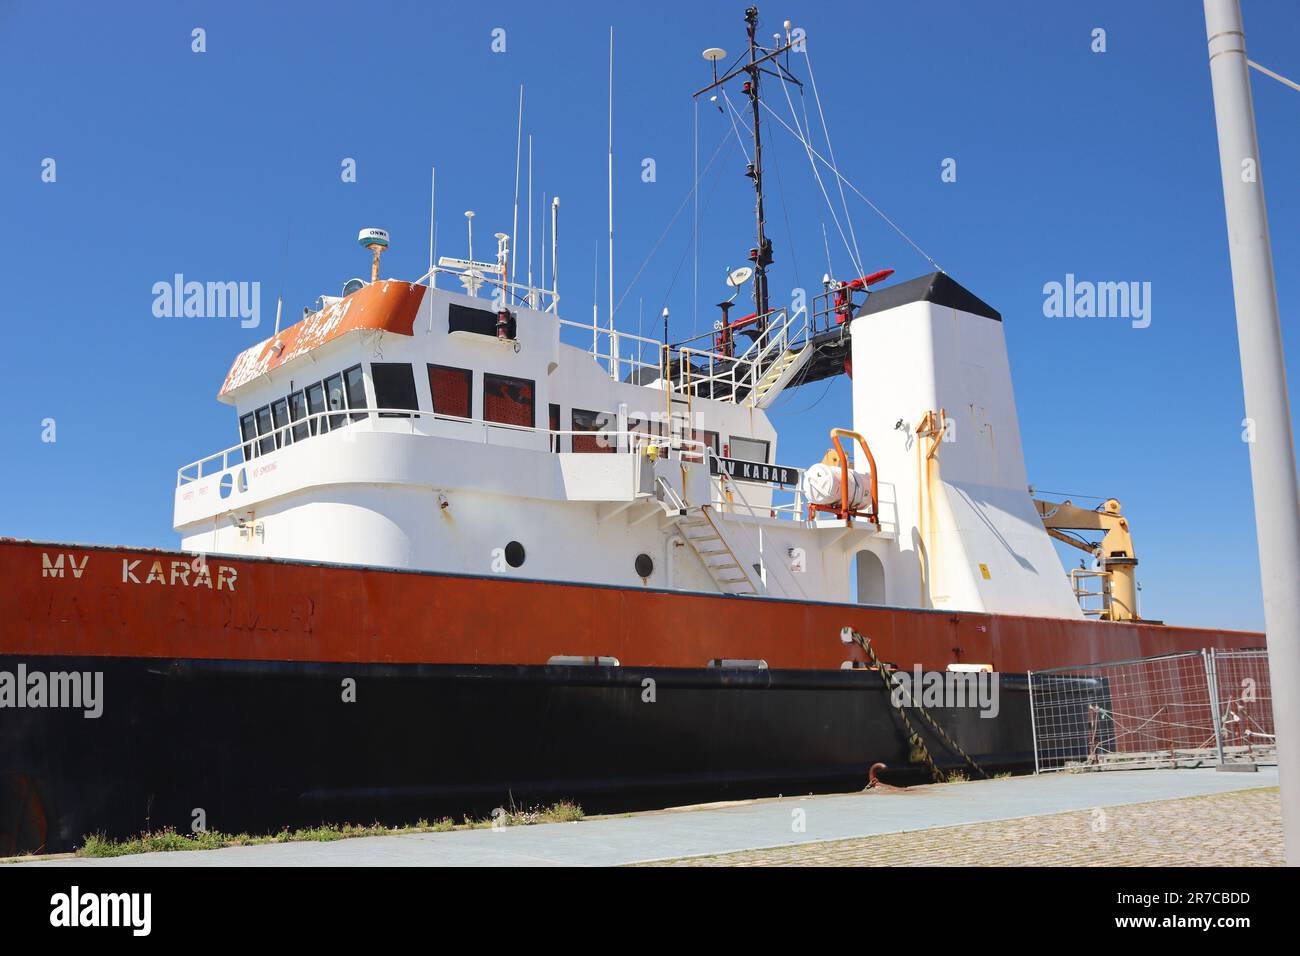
0 8 1264 854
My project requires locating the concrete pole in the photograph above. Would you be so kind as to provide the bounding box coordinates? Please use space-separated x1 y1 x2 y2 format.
1204 0 1300 866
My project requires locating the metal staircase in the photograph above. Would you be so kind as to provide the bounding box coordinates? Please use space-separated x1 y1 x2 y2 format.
674 505 759 596
653 478 757 596
666 306 817 407
748 344 812 408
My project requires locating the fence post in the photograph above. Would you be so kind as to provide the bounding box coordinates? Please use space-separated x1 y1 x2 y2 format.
1027 671 1040 775
1205 649 1227 767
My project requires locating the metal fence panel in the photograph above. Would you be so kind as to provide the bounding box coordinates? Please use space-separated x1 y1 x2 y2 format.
1028 649 1274 773
1209 649 1276 765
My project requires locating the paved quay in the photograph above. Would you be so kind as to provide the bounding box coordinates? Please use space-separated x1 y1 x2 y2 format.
24 767 1278 867
648 786 1282 866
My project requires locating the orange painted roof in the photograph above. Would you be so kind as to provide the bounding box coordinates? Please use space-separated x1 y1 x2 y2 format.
220 280 427 398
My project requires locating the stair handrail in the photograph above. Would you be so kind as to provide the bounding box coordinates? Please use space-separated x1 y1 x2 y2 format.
655 474 687 513
665 306 804 402
703 450 809 600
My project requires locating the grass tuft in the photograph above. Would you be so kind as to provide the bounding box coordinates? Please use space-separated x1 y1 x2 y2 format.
76 802 583 858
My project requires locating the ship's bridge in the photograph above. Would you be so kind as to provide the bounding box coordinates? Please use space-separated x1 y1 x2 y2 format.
175 273 889 603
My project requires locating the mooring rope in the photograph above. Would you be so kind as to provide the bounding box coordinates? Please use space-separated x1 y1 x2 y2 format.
842 627 989 781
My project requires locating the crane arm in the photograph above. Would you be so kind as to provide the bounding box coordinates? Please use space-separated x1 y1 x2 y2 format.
1034 497 1141 622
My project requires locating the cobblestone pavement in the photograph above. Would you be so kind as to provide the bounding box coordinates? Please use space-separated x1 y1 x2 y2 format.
644 787 1283 866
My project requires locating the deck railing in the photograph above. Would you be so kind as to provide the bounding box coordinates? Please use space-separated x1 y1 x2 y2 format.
176 408 712 487
667 306 809 405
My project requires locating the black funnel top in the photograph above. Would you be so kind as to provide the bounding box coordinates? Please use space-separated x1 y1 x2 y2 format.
854 272 1001 322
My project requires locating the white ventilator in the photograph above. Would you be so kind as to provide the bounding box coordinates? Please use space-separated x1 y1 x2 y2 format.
801 462 871 509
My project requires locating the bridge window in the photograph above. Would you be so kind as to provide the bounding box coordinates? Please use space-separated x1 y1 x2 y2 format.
728 436 769 464
572 408 616 453
484 373 535 428
306 381 328 434
254 405 275 456
549 403 561 452
372 363 418 418
324 373 347 430
270 398 290 448
344 364 368 423
239 413 257 461
428 364 471 418
288 390 310 441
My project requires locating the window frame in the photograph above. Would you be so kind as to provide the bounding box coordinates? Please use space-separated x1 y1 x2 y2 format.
305 381 328 434
572 408 617 454
427 364 473 420
483 372 536 430
370 362 419 419
343 364 367 423
727 436 771 464
288 390 310 442
254 405 275 456
324 372 347 430
240 412 257 461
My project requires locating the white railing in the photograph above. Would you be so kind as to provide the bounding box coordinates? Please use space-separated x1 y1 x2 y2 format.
177 408 706 487
556 318 665 384
703 450 809 599
712 465 806 523
412 265 561 315
1070 568 1113 618
669 306 809 405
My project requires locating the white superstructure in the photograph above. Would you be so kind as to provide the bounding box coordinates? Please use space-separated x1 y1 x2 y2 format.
174 257 1081 619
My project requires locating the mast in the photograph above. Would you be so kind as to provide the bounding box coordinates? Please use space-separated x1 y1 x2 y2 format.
608 27 616 371
694 7 799 336
1204 0 1300 866
744 7 771 330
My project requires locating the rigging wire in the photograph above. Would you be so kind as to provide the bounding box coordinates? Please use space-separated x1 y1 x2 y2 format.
1249 59 1300 93
770 369 836 416
1032 490 1112 503
766 114 802 297
774 66 861 279
720 89 754 164
613 126 731 319
803 40 865 281
657 135 737 324
760 98 943 273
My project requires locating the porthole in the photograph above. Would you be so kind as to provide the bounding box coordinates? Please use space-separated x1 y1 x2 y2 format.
219 473 234 500
504 541 526 568
634 553 654 578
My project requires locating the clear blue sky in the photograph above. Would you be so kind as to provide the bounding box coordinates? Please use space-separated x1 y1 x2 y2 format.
2 0 1298 631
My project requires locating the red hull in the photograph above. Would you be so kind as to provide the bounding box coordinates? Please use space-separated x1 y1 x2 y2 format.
0 539 1263 671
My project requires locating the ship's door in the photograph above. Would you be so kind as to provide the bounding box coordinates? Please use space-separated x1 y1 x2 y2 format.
854 550 886 606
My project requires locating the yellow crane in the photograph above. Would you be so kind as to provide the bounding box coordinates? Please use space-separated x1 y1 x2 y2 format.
1033 497 1141 622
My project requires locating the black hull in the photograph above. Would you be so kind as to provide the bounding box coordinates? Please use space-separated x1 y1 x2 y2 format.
1 656 1032 854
